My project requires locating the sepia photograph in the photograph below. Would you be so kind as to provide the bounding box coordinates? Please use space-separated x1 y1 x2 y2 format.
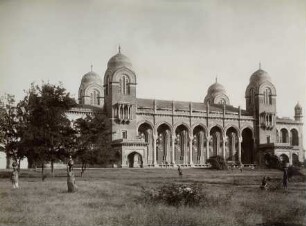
0 0 305 225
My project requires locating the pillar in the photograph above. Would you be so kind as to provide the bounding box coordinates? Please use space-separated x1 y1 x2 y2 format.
153 134 157 166
238 136 242 163
199 131 205 164
189 135 194 165
222 136 226 160
206 136 210 161
171 135 176 165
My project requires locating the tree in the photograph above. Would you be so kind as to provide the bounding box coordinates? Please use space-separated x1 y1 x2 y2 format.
19 82 76 179
0 94 27 170
74 112 114 176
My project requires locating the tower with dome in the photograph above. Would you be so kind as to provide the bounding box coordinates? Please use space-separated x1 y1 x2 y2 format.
67 49 304 168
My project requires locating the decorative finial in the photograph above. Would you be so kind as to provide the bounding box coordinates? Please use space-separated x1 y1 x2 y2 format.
91 64 93 72
215 76 218 83
259 62 261 69
118 45 121 53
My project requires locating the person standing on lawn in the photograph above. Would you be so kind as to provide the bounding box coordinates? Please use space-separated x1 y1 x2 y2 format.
11 162 19 189
178 165 183 178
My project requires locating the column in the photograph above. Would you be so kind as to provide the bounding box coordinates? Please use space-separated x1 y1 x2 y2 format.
199 132 205 164
165 130 171 163
189 135 194 165
153 134 157 166
206 136 210 161
222 136 226 160
238 136 242 163
171 135 176 165
183 131 187 165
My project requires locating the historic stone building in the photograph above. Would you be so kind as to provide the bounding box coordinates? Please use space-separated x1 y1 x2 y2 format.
67 49 304 168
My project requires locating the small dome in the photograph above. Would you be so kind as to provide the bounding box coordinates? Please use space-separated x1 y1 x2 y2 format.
295 102 302 110
250 69 271 84
81 71 102 86
207 81 227 96
107 52 133 71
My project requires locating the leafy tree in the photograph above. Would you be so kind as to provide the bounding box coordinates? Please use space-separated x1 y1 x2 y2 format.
74 112 115 176
19 82 76 179
0 94 28 170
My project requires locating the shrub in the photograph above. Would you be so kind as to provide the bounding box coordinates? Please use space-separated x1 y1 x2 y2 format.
207 156 228 170
264 153 281 169
141 183 204 207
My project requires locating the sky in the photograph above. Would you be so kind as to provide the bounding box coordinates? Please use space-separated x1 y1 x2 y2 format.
0 0 305 122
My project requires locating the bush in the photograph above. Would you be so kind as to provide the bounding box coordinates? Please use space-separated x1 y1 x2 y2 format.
207 156 228 170
264 153 281 169
142 183 204 207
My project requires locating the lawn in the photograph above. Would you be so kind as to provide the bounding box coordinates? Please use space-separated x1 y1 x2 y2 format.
0 168 305 226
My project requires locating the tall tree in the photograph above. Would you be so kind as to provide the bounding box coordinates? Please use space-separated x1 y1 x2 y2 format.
74 112 114 176
21 82 76 179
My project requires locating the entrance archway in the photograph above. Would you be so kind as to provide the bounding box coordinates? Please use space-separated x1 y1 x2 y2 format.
279 154 289 165
127 152 143 168
241 128 254 164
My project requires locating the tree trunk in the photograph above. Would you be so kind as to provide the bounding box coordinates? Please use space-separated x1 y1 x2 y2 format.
81 162 86 177
17 158 21 172
51 159 54 177
41 162 45 181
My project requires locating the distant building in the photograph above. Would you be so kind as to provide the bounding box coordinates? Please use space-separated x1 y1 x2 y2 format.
67 49 303 168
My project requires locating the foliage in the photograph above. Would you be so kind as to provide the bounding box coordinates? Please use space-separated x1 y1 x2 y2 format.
5 82 77 177
142 183 205 207
73 112 116 173
264 153 281 169
207 155 228 170
0 94 28 168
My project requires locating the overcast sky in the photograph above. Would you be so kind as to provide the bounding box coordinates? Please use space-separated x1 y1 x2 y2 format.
0 0 305 122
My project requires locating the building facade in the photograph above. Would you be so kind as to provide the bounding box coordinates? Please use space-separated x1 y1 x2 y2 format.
68 49 304 168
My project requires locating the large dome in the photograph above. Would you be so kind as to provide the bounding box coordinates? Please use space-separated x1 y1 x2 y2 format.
249 69 271 85
107 52 133 71
81 71 103 86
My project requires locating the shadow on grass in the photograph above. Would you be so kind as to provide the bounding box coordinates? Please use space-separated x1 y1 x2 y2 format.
257 223 305 226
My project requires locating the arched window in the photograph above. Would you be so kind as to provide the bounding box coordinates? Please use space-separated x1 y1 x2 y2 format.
218 99 225 104
119 75 130 95
264 88 272 105
280 128 288 143
90 90 100 105
290 129 299 146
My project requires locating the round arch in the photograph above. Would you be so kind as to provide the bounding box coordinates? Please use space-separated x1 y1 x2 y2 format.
112 68 137 84
127 152 143 168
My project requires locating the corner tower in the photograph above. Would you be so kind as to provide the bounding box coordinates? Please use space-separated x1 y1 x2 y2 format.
103 47 137 140
245 65 277 148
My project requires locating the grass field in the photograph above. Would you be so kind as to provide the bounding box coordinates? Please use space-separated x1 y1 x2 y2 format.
0 168 305 226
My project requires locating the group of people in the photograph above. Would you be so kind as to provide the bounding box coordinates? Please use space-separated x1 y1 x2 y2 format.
10 155 77 192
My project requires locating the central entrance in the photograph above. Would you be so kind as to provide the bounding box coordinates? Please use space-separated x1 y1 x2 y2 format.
127 152 143 168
